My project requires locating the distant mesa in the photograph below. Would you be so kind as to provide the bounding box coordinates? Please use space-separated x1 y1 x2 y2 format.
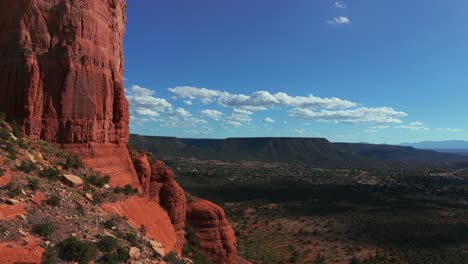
130 135 468 166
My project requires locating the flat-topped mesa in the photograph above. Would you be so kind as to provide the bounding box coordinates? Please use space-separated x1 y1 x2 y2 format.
0 0 138 187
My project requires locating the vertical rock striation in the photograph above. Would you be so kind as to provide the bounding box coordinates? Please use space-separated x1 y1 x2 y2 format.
0 0 139 187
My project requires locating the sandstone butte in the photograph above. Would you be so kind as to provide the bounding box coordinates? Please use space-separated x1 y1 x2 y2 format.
0 0 238 263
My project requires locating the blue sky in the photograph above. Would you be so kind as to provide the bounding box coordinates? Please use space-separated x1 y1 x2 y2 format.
123 0 468 144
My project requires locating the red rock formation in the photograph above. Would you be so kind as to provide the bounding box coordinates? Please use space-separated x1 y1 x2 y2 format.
102 196 178 254
0 236 44 264
0 0 138 187
0 1 238 262
187 199 238 264
132 152 187 250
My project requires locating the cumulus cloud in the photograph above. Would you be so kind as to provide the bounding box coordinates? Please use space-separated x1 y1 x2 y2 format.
289 107 407 123
184 100 193 106
126 85 172 120
334 1 346 8
174 107 191 117
233 108 254 115
169 86 356 110
328 16 350 25
200 109 224 121
263 118 275 123
168 86 225 99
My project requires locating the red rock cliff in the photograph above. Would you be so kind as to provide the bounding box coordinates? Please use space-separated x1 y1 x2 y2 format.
132 152 187 250
187 199 238 264
0 0 139 187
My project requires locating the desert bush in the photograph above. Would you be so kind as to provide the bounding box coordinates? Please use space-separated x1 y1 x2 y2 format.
42 246 59 264
58 237 97 264
39 167 61 181
10 121 23 138
114 184 138 195
28 177 39 190
86 174 110 188
64 154 84 170
46 195 61 206
5 183 21 198
103 218 116 230
97 236 118 252
18 160 37 173
124 231 138 246
32 219 57 239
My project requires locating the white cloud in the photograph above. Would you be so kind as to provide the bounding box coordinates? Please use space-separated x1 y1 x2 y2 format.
363 129 379 133
174 107 191 117
184 100 193 106
263 118 275 123
437 128 464 132
370 125 389 130
126 85 172 120
135 109 159 117
409 121 425 126
169 86 356 110
219 91 356 109
233 108 254 115
289 107 407 123
397 121 430 131
168 86 225 99
334 1 346 8
227 114 252 123
328 16 350 25
200 109 224 121
223 120 242 127
291 129 305 135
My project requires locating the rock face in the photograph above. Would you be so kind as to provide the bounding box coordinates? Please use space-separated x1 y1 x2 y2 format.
0 1 238 263
0 0 139 187
187 199 238 264
102 196 178 254
132 152 187 250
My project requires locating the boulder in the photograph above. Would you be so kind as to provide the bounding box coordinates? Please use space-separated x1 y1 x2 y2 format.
62 174 83 188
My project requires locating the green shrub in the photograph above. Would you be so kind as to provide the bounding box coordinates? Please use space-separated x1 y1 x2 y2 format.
86 174 110 188
58 237 97 264
65 155 84 170
18 160 37 173
41 246 58 264
0 126 11 144
5 183 21 198
0 112 5 123
124 232 138 246
163 252 179 262
46 195 61 207
39 168 61 181
32 219 57 239
28 177 39 190
97 236 118 252
98 253 119 264
114 184 138 195
103 219 116 230
116 246 129 262
6 141 17 160
10 121 23 138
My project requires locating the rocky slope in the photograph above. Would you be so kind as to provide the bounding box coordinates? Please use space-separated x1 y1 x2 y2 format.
0 0 238 263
